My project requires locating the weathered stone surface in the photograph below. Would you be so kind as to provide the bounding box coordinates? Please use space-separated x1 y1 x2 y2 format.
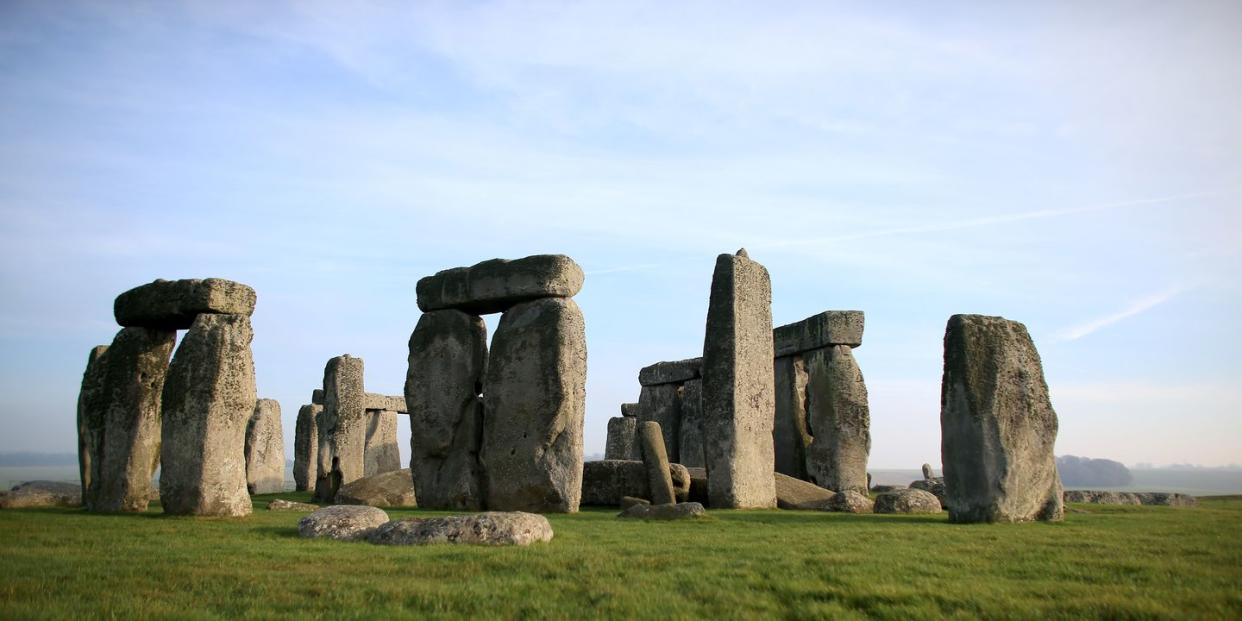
315 355 366 503
0 481 82 509
293 404 320 492
363 410 401 477
336 468 417 508
83 328 176 513
826 490 874 513
636 383 681 463
620 496 650 511
686 467 709 505
368 512 553 546
364 394 407 413
774 472 836 510
1063 490 1141 505
870 484 907 493
159 314 256 517
311 389 324 405
298 505 389 541
483 297 586 513
909 478 947 508
605 416 638 460
268 499 319 511
874 488 942 514
76 345 109 503
620 403 640 418
416 254 585 315
114 278 256 330
406 310 487 510
580 460 689 505
773 311 864 357
773 355 810 480
678 378 705 469
1135 492 1198 507
702 249 777 509
941 314 1064 523
618 501 706 520
245 399 285 495
639 422 676 505
922 463 934 480
638 358 702 387
804 345 871 494
313 406 340 503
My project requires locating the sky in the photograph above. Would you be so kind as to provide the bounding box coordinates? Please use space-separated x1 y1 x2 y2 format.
0 1 1239 468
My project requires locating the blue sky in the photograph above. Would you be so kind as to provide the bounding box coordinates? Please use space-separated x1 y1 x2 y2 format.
1 1 1239 467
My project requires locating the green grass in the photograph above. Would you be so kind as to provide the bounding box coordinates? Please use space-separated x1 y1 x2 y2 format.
2 494 1240 620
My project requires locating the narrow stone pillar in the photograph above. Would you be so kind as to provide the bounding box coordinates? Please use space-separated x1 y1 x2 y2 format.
313 404 335 502
76 345 109 504
639 421 675 505
293 404 320 492
245 399 285 495
605 416 638 460
701 249 776 508
804 345 870 493
363 409 401 477
772 355 810 479
678 378 705 468
483 297 586 513
159 314 256 516
315 355 366 501
637 384 681 463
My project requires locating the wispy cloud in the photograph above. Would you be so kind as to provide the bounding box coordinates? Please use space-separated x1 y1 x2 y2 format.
585 264 660 276
1055 284 1192 342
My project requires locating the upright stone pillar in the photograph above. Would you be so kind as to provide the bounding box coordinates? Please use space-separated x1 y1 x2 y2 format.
940 314 1064 523
363 410 401 477
636 384 681 462
772 355 810 480
678 378 705 468
804 345 870 493
293 403 320 492
159 313 256 516
313 405 337 502
245 399 285 495
315 355 366 501
639 421 676 505
76 345 109 504
483 297 587 513
701 249 776 509
406 309 488 510
605 415 638 460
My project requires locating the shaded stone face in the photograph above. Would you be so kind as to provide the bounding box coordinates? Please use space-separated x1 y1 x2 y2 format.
317 355 367 500
619 403 640 418
678 378 705 469
416 254 585 315
579 460 690 506
772 355 811 480
639 421 676 505
313 405 335 502
159 313 256 517
406 309 488 510
293 404 321 492
804 345 871 494
604 416 638 460
363 410 401 477
245 399 285 495
636 383 681 463
773 310 864 357
87 327 176 513
336 468 417 508
114 278 256 330
76 345 109 502
940 314 1064 523
638 358 702 387
482 297 586 513
701 250 776 509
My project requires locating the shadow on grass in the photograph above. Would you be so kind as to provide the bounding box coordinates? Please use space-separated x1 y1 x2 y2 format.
252 525 303 539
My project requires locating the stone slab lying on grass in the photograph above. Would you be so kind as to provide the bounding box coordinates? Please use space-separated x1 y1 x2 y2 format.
618 501 706 520
269 499 319 511
335 469 417 508
298 505 389 541
774 472 836 510
114 278 256 329
874 489 942 514
367 512 554 546
620 496 650 511
909 478 946 508
416 254 585 314
1063 490 1141 505
826 490 873 513
870 485 907 493
0 481 82 509
1135 492 1198 507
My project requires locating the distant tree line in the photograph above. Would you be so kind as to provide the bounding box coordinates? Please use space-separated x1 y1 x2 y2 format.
1057 455 1133 487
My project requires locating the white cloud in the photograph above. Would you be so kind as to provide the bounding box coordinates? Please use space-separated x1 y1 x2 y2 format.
1055 285 1191 342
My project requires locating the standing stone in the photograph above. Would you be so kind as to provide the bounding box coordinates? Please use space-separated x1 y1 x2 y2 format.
772 355 811 480
88 327 176 512
636 383 681 463
483 297 586 513
639 422 676 505
245 399 285 495
605 416 638 460
364 410 401 477
76 345 109 503
160 313 256 516
701 249 777 509
406 309 488 510
313 404 339 503
315 355 366 502
922 463 934 480
678 378 705 469
620 403 640 418
804 345 871 493
940 314 1064 523
293 404 320 492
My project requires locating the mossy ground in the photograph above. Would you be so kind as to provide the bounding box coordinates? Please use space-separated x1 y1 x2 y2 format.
1 493 1239 620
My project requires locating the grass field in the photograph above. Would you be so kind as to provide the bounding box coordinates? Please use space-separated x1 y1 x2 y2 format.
2 493 1240 620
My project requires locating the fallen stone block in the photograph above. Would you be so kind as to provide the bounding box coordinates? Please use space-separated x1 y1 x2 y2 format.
874 488 942 514
268 499 319 512
367 512 554 546
335 469 417 508
0 481 82 509
826 490 874 513
618 501 706 520
774 473 836 510
298 505 389 541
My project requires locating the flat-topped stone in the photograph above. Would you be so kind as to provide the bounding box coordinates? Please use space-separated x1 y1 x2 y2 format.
367 512 553 546
336 468 416 508
618 501 706 520
773 311 864 357
416 254 585 315
638 358 702 386
363 394 407 413
620 403 640 418
114 278 256 329
298 505 389 541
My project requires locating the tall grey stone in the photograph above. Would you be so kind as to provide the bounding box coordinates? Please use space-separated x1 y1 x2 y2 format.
416 254 585 315
315 355 366 502
483 297 586 513
605 416 638 460
293 404 320 492
313 405 338 502
245 399 285 495
85 328 176 512
636 383 681 463
639 422 675 505
364 410 401 477
940 314 1064 523
76 345 109 504
804 345 870 493
406 309 487 510
772 355 811 480
159 313 256 516
701 249 777 509
678 378 705 469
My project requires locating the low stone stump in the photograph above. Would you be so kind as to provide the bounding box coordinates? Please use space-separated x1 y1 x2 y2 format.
367 512 554 546
826 490 874 513
298 505 389 541
268 499 319 512
620 496 650 511
335 469 417 508
874 489 942 514
774 473 836 510
618 502 706 520
0 481 82 509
